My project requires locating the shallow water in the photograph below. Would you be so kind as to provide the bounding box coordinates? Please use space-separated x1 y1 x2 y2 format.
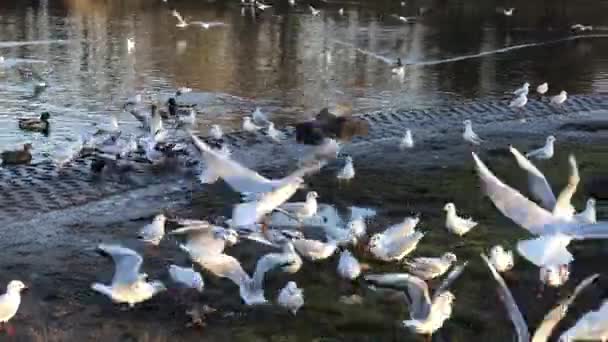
1 1 608 341
1 0 608 158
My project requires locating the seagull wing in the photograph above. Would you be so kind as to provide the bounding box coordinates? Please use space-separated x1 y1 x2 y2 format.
509 146 556 210
552 155 579 218
516 234 574 267
98 244 143 286
198 254 250 287
481 254 530 342
364 273 431 320
251 252 293 289
433 261 468 299
532 274 599 342
472 152 562 235
191 135 276 193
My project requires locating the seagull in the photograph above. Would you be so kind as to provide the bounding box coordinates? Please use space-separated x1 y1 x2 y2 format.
178 109 197 126
252 107 269 125
336 156 355 181
560 298 608 341
172 10 226 29
376 216 420 243
127 38 135 53
489 245 514 273
0 56 4 64
209 124 223 140
277 191 319 223
472 152 608 287
502 7 515 16
138 213 167 246
168 265 205 292
365 263 468 340
53 137 83 169
392 58 405 76
481 253 598 342
513 82 530 97
170 222 238 261
0 280 27 327
91 244 166 307
551 90 568 105
537 82 549 95
267 122 285 142
571 24 593 33
444 203 478 236
191 135 324 197
337 249 361 280
292 238 338 261
462 120 483 145
575 198 597 224
509 94 528 110
176 86 192 95
278 281 304 315
338 8 344 15
255 1 272 10
526 135 556 160
403 253 457 280
391 14 416 23
288 0 295 6
369 224 424 262
243 117 262 132
400 129 414 150
310 5 320 16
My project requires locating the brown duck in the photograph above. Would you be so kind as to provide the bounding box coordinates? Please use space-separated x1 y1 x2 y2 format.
295 108 369 145
1 143 33 165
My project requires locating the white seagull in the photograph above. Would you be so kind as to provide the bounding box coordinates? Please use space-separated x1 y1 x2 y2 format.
509 94 528 110
267 122 285 142
336 156 355 181
337 249 361 280
489 245 514 273
369 221 424 262
403 252 457 280
513 82 530 97
481 253 599 342
127 38 135 53
138 213 167 246
310 6 321 16
462 120 483 145
252 107 269 125
472 152 608 287
91 244 166 307
400 129 414 150
191 135 323 197
172 10 226 29
243 117 262 132
278 281 304 315
210 124 223 140
278 191 319 222
0 281 27 325
551 90 568 105
503 7 515 16
537 82 549 95
365 263 468 339
338 8 344 16
292 238 338 262
575 198 597 224
168 265 205 293
444 203 478 236
526 135 556 160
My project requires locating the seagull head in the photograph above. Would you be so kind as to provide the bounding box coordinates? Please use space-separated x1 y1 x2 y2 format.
7 280 27 294
523 82 530 88
587 198 596 208
547 135 556 143
442 252 458 263
560 90 567 96
463 119 472 127
153 213 167 224
443 202 456 212
307 191 319 200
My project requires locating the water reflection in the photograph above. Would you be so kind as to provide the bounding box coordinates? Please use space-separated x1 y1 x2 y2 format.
0 0 607 157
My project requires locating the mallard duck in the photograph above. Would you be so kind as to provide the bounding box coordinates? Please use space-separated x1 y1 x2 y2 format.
1 143 33 165
18 112 50 133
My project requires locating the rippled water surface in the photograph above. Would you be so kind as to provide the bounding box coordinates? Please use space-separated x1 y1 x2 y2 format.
1 0 608 159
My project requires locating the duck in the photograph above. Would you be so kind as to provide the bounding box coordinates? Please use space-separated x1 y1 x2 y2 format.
295 108 369 145
18 112 50 133
1 143 33 165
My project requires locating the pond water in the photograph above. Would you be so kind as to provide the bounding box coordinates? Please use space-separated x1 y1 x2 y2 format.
1 0 607 159
1 1 608 341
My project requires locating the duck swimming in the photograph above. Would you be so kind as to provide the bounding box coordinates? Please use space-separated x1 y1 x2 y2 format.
18 112 50 133
1 143 33 165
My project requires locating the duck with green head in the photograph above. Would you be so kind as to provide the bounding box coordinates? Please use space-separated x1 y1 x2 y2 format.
18 112 50 133
1 143 33 165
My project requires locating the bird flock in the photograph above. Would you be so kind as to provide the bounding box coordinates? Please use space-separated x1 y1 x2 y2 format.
0 1 606 341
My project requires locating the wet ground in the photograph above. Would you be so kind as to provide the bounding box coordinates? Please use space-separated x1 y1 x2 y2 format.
1 0 608 341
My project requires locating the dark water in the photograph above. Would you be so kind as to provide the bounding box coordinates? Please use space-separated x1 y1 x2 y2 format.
1 0 608 159
1 1 608 341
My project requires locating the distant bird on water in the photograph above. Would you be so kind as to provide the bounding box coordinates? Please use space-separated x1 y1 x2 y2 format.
536 82 548 96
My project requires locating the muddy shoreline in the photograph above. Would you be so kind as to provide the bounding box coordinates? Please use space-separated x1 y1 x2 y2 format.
2 108 608 341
